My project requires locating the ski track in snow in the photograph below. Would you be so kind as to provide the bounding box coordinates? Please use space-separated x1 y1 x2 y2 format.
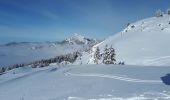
65 72 161 83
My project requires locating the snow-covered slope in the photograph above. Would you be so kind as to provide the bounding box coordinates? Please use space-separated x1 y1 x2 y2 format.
0 34 97 67
0 65 169 100
82 14 170 66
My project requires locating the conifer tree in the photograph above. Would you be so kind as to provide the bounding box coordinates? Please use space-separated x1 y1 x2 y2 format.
102 45 116 64
109 46 116 64
167 8 170 15
0 67 6 74
94 47 101 64
155 9 163 17
103 45 109 64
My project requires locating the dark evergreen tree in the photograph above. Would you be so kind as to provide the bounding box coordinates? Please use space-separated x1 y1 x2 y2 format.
131 25 135 28
102 45 116 64
167 8 170 15
109 46 116 64
103 45 109 64
122 61 125 65
0 67 6 74
0 68 2 74
94 47 101 64
127 23 130 27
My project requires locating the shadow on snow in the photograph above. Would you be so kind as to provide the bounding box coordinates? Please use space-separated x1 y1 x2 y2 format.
161 74 170 85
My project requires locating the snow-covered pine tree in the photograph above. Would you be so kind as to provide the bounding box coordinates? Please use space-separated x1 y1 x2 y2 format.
127 23 130 27
0 67 6 74
103 45 109 64
94 47 101 64
0 68 2 74
155 9 163 17
102 45 116 64
167 8 170 15
109 46 116 64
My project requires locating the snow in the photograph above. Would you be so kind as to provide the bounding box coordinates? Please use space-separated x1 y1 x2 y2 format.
1 12 170 100
0 64 170 100
80 14 170 66
66 73 161 83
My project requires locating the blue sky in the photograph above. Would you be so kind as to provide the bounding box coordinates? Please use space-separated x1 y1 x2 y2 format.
0 0 170 43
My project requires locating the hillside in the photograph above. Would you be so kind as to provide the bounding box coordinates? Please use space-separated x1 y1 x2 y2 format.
79 14 170 66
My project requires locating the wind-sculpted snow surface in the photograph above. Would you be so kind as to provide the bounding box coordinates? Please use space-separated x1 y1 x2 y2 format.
0 65 170 100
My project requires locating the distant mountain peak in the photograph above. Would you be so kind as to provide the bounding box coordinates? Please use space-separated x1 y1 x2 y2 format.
73 33 85 40
4 42 30 46
64 33 97 45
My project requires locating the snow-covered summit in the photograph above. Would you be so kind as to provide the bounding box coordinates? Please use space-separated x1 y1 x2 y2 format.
64 33 97 45
80 14 170 66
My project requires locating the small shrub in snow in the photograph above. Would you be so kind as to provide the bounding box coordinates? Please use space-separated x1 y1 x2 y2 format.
127 23 130 27
155 9 163 17
167 8 170 15
131 25 135 28
118 61 125 65
7 67 12 71
0 67 6 74
121 61 125 65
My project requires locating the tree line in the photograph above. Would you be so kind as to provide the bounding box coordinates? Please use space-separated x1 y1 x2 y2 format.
0 51 81 75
